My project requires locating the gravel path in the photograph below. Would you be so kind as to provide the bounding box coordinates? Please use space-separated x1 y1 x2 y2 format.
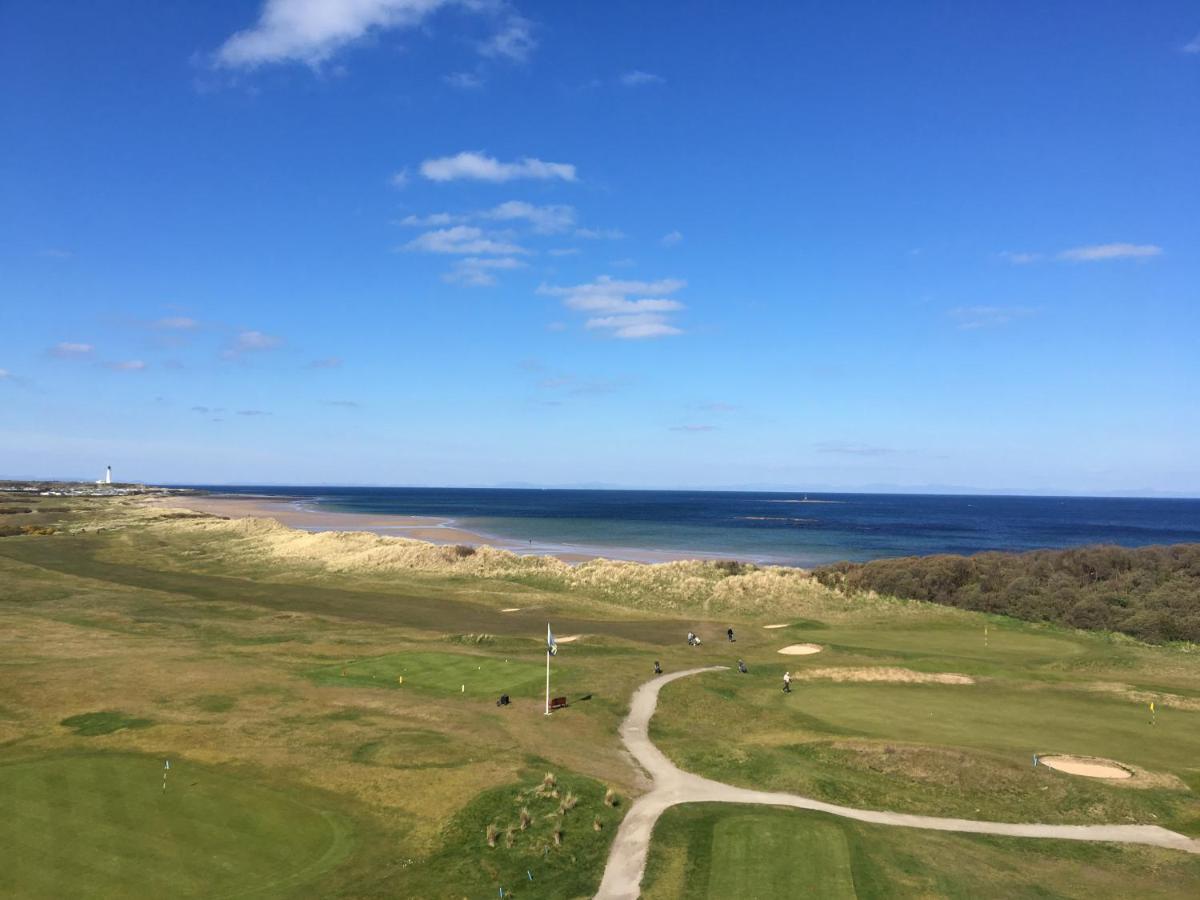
594 667 1200 899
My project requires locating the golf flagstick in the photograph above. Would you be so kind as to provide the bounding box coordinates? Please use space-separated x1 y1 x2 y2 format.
545 623 557 716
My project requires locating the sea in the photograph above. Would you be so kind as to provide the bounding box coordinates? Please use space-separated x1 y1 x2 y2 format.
183 486 1200 568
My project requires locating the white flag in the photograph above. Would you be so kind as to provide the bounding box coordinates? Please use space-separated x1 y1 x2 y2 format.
547 624 558 656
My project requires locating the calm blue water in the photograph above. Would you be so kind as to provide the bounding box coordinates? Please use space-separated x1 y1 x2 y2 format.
182 486 1200 567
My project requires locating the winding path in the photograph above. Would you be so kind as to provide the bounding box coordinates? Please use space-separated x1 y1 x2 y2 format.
594 667 1200 900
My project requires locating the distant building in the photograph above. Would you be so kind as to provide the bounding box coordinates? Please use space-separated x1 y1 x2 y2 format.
96 465 112 485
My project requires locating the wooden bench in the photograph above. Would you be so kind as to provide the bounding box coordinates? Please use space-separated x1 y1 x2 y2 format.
549 696 568 710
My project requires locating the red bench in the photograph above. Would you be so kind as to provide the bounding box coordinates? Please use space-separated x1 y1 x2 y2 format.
549 696 568 710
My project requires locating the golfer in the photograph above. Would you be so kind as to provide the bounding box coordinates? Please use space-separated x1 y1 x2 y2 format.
782 671 792 693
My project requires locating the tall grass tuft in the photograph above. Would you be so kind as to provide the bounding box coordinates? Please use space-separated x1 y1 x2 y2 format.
603 788 618 807
485 823 498 848
519 807 531 830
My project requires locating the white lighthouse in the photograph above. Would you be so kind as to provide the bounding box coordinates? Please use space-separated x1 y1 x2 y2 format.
97 466 112 485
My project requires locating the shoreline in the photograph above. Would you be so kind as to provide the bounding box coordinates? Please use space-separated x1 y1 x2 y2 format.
155 493 728 566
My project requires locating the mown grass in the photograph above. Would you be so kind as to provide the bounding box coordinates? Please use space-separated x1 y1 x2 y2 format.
309 650 553 699
60 710 153 736
0 753 355 899
642 804 1200 899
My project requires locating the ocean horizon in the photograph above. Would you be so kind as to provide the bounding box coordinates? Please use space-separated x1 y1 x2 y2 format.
179 485 1200 567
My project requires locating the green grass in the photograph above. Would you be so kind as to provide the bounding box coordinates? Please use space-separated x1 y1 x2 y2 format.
642 804 1200 899
0 754 355 899
309 650 552 698
60 710 153 736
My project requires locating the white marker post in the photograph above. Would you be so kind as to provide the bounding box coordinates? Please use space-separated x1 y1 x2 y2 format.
545 623 558 716
162 759 170 793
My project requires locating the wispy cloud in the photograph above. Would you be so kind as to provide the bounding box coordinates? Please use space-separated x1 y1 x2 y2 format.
815 440 894 456
699 402 739 413
153 316 199 330
236 409 271 417
105 360 147 372
478 15 536 62
389 169 410 189
1001 243 1163 265
404 225 527 255
191 405 226 414
39 248 72 259
307 356 343 369
444 255 527 287
620 70 664 87
400 201 575 234
213 0 492 69
539 275 687 340
575 227 624 240
224 330 283 358
948 305 1036 330
660 230 683 246
1184 32 1200 53
50 342 93 358
325 400 361 408
548 247 579 257
419 151 576 183
1057 243 1162 262
669 424 716 432
444 71 483 89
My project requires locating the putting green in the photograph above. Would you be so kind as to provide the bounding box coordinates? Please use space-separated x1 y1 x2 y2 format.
311 650 549 698
0 754 353 899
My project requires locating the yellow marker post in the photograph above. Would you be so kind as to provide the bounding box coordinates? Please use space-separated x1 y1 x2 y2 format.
397 675 403 686
1150 701 1156 726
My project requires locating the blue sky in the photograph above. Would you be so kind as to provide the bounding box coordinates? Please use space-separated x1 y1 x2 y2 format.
2 1 1198 494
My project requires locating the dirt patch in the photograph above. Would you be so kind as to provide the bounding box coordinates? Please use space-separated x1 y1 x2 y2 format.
777 643 823 655
1038 755 1131 779
797 667 973 685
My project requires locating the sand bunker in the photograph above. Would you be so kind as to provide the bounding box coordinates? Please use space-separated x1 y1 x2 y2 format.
763 624 789 629
1038 755 1132 779
798 667 973 685
555 635 582 644
777 643 823 655
501 608 522 612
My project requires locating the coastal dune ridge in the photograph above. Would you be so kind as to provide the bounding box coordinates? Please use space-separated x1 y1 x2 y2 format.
132 497 871 617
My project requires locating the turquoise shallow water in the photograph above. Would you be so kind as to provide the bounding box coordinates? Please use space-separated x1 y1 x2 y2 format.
184 486 1200 567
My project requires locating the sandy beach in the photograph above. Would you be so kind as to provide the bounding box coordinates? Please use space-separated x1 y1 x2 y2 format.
153 493 701 565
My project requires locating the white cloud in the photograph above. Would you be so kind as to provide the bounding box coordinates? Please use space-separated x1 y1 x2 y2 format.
0 368 10 379
154 316 198 330
444 255 527 287
478 15 535 62
999 251 1042 265
107 360 147 372
444 71 483 89
948 306 1036 330
540 275 687 339
214 0 461 68
585 314 682 339
420 151 576 183
224 330 283 358
1057 243 1162 262
660 230 683 246
620 70 664 86
482 200 575 233
396 212 467 227
50 342 93 358
404 225 527 255
575 227 624 240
